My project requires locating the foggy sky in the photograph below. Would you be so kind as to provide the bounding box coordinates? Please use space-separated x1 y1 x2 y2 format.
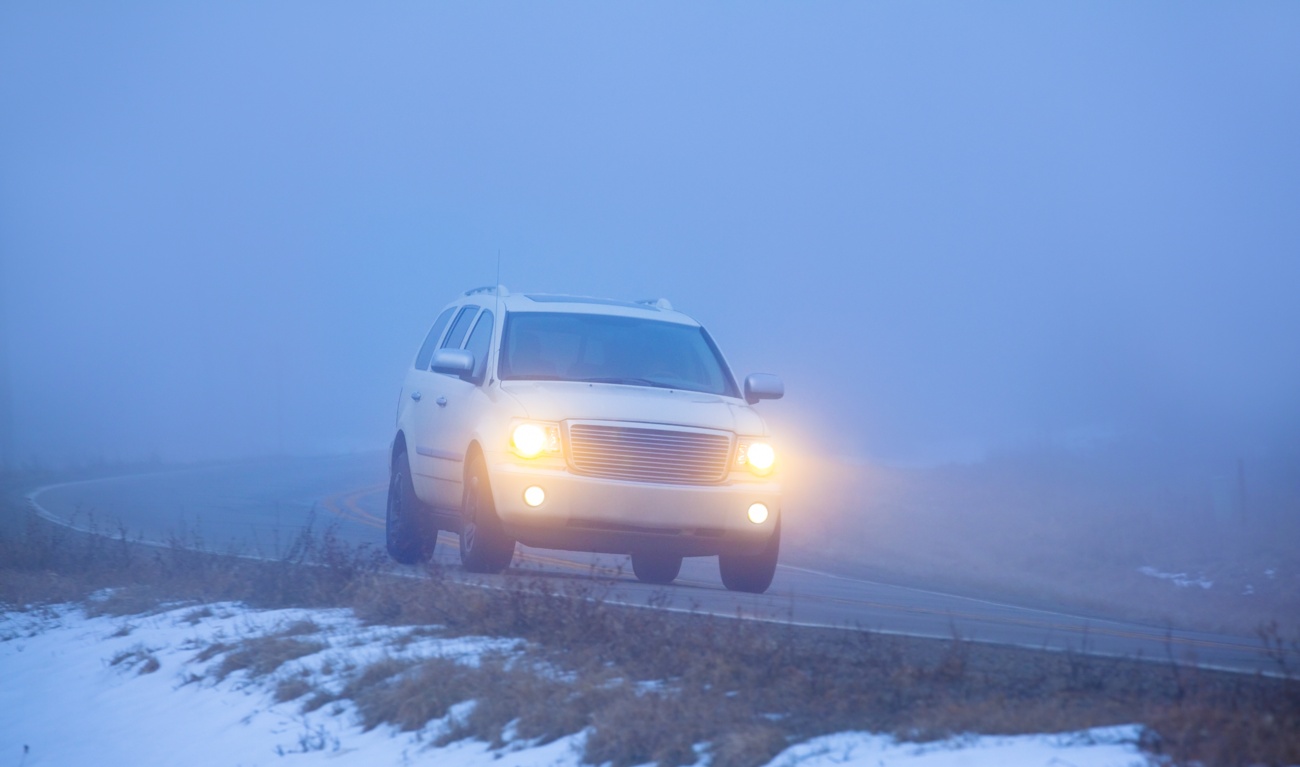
2 3 1298 468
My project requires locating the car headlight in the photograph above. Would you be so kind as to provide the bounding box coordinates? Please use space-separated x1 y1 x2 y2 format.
735 439 776 476
511 422 562 459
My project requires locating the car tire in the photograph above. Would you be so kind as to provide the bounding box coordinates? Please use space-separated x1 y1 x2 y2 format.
718 518 780 594
631 551 682 584
459 456 515 573
386 449 436 564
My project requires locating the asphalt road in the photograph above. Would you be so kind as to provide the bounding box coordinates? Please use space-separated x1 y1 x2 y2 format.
25 453 1277 675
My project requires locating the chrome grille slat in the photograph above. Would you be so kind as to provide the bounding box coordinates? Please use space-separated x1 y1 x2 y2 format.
573 442 722 453
567 423 731 485
569 448 724 461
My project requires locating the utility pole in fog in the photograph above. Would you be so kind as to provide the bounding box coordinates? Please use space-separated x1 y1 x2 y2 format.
0 254 13 470
0 333 10 470
1237 457 1248 524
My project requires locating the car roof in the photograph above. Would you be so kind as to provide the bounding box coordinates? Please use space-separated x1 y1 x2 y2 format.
457 286 699 326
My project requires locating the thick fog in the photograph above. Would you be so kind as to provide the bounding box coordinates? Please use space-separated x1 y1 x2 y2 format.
2 4 1298 481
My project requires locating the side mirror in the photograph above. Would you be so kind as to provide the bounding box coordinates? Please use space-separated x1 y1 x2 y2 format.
432 349 475 379
743 373 784 405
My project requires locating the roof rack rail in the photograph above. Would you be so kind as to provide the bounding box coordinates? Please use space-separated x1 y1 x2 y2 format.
464 285 510 297
635 297 674 311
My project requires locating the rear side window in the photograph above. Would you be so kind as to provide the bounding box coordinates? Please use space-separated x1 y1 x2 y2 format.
413 308 456 370
441 306 479 350
463 310 494 382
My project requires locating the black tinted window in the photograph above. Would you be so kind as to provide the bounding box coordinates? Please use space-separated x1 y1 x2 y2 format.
441 306 478 350
463 310 494 382
414 308 456 370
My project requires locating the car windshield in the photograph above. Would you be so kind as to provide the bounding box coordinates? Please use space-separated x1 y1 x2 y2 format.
499 312 740 397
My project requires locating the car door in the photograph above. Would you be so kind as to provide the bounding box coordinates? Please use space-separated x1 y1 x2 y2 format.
398 307 455 497
406 305 478 502
425 307 495 508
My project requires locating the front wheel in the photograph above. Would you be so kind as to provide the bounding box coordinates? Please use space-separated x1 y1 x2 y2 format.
459 456 515 573
386 449 436 564
631 551 682 584
718 518 780 594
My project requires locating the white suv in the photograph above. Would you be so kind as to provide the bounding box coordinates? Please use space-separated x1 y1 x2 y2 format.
386 287 784 593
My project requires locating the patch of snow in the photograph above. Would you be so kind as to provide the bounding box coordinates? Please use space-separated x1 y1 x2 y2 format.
2 603 1148 767
763 727 1146 767
1137 566 1212 589
0 603 537 767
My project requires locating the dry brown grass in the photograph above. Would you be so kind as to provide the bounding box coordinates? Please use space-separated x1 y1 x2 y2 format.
273 674 314 703
212 636 328 681
108 644 161 675
339 569 1300 766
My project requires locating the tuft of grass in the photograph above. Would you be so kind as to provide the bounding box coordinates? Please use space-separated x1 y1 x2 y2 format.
708 725 787 767
273 674 314 703
192 641 233 664
347 655 475 732
214 636 327 681
440 655 604 749
181 606 214 625
109 644 161 675
274 618 321 638
586 687 729 767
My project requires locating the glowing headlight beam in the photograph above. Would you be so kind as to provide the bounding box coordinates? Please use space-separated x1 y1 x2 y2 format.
512 424 548 458
736 440 776 475
747 442 775 472
511 422 561 459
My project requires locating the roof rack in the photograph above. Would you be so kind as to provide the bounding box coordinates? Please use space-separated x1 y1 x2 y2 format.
635 297 674 311
464 285 510 297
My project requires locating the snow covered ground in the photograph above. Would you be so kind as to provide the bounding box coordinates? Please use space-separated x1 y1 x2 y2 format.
0 602 1149 767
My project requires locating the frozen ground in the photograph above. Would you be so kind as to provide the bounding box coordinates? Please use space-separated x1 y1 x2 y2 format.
0 601 1149 767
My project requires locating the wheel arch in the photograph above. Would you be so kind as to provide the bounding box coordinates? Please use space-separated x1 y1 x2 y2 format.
390 432 409 469
463 439 485 478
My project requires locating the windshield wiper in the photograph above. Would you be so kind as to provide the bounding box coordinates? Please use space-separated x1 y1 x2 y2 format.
575 376 667 388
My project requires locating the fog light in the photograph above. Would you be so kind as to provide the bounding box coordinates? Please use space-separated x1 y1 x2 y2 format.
747 503 769 524
523 486 546 507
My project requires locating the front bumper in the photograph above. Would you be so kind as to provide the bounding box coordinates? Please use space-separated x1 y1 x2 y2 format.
488 458 780 557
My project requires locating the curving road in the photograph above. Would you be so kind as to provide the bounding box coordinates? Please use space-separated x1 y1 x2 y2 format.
25 453 1276 675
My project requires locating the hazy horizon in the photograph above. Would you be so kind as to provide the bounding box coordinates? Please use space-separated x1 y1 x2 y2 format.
2 4 1298 481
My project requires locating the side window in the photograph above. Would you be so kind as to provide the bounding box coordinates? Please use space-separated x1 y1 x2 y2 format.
440 306 478 350
463 310 494 383
413 308 457 370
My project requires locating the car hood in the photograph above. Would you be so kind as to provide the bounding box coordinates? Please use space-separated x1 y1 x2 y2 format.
498 380 767 436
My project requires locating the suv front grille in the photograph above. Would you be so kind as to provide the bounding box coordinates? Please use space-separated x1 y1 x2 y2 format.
567 423 732 485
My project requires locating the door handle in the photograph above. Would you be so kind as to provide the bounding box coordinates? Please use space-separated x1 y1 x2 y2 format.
410 391 422 401
436 396 448 407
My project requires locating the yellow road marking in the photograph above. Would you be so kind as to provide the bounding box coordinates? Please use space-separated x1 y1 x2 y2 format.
320 484 386 528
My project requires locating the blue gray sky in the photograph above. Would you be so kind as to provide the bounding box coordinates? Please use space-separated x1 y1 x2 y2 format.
2 3 1298 468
